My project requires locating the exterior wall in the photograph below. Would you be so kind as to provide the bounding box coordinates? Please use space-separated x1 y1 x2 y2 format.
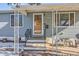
0 12 53 39
1 11 79 39
52 12 79 38
0 13 14 37
75 12 79 25
43 13 52 37
19 13 33 37
19 12 52 38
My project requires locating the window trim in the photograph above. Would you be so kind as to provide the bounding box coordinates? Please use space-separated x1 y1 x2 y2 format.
55 12 75 27
33 13 44 36
10 14 24 28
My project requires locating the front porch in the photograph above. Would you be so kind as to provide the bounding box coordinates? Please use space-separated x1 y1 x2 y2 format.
1 4 79 56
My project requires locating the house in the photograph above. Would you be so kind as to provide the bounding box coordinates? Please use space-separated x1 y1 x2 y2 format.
0 3 79 52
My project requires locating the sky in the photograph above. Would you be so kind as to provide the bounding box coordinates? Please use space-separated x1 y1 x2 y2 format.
0 3 12 10
0 3 65 10
0 3 33 10
0 3 34 10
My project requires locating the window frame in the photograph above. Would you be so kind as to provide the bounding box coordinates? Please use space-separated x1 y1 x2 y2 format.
59 13 69 26
10 14 23 28
54 12 75 27
33 13 44 36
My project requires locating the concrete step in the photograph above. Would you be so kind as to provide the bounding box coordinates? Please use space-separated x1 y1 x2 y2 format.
27 40 46 43
26 43 46 47
23 47 47 51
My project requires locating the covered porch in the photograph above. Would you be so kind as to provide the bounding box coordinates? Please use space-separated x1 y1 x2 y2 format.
1 3 79 56
15 4 79 55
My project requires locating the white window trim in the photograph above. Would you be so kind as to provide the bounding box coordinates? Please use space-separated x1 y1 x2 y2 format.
74 12 76 27
33 13 44 36
69 12 70 26
10 14 24 28
55 12 75 27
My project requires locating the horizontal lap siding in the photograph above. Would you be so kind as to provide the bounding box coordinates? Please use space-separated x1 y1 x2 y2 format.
0 13 14 37
43 13 52 37
19 13 33 37
0 12 53 38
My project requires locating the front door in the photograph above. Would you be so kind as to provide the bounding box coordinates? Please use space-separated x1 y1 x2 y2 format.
33 13 43 36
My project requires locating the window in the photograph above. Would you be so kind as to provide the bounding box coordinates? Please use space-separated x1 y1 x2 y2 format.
19 15 22 26
10 14 23 27
70 13 74 25
55 12 75 26
11 15 14 26
55 14 59 26
60 14 69 26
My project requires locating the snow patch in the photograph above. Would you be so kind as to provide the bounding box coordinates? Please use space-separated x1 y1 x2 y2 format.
0 22 8 29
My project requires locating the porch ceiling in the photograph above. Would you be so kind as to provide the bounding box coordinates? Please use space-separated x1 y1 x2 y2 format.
14 3 79 12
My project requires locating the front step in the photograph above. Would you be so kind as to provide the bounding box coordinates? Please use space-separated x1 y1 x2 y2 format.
26 43 46 47
23 47 47 51
26 39 46 47
21 39 48 51
20 50 53 56
20 38 52 52
27 40 46 43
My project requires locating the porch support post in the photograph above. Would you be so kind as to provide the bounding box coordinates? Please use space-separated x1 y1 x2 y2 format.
55 10 58 55
14 10 19 55
52 10 58 55
52 10 54 52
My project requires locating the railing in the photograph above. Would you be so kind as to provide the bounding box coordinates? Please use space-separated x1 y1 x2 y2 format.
53 25 79 56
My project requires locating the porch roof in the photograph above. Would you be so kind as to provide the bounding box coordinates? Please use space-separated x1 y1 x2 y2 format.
14 3 79 12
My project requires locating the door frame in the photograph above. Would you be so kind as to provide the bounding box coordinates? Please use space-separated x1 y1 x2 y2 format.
33 13 44 36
